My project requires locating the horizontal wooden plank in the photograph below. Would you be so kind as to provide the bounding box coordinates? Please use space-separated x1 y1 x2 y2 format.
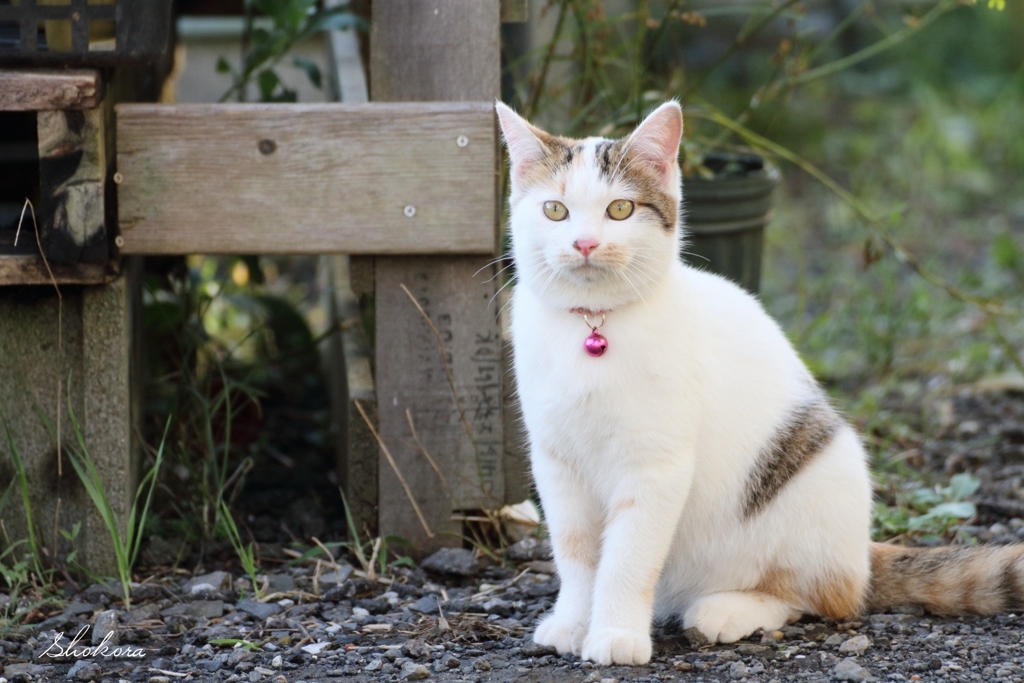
116 103 498 255
0 255 116 285
0 69 103 111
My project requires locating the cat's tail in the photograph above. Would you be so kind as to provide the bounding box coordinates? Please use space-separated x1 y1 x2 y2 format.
868 542 1024 615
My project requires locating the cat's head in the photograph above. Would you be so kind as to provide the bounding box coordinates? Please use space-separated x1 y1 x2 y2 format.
496 101 683 311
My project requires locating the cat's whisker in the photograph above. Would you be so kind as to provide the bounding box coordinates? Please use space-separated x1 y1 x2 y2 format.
481 261 518 283
496 279 519 319
487 272 518 310
615 266 647 307
473 255 512 278
679 250 711 264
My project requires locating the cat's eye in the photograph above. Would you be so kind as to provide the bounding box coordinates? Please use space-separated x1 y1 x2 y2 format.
607 199 634 221
543 201 569 221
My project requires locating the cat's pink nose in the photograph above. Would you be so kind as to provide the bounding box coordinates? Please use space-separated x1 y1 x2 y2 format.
573 239 600 258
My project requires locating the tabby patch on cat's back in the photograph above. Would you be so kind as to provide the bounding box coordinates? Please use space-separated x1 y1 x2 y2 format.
496 100 1024 667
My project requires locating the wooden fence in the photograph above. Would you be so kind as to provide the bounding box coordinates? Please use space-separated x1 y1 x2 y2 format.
0 0 530 567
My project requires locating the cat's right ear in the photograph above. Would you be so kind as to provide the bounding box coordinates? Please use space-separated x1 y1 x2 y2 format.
496 102 548 180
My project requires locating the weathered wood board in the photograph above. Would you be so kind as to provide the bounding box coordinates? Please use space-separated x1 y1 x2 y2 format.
0 255 115 285
0 69 103 111
116 102 497 255
371 0 503 553
375 258 505 528
37 103 111 265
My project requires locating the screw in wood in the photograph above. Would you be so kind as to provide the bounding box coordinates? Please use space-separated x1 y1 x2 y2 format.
113 172 123 184
114 235 125 248
457 135 469 147
258 139 277 155
404 205 416 217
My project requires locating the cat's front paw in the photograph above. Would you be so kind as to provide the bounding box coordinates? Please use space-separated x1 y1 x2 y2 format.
533 614 587 655
580 628 652 665
682 592 792 644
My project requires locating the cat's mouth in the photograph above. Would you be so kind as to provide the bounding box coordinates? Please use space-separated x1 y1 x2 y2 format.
564 258 614 282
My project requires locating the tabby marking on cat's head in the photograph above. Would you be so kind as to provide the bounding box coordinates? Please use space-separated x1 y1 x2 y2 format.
496 102 684 311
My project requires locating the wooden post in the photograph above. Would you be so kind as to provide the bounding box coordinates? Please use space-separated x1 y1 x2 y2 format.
371 0 503 552
35 70 114 265
323 22 379 536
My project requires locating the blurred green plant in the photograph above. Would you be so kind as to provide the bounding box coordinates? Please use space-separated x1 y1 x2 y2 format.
217 0 362 102
142 256 328 542
873 473 981 542
209 638 263 651
337 488 413 580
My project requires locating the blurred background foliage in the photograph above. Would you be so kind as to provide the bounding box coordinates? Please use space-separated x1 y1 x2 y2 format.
145 0 1023 550
507 3 1022 382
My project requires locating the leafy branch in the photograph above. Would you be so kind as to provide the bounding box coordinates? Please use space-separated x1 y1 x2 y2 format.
691 105 1021 319
218 0 363 103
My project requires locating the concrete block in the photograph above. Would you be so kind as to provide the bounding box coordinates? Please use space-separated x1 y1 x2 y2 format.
0 276 133 575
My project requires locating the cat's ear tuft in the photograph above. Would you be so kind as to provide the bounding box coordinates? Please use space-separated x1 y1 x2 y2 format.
496 101 548 179
626 101 683 183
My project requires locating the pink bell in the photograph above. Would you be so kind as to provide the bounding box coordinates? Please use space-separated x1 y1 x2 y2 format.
584 330 608 357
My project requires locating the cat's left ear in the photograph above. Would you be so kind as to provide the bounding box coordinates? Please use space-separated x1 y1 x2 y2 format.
495 102 549 180
626 101 683 183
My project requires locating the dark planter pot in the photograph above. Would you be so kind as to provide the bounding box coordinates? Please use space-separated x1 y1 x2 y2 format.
682 152 779 295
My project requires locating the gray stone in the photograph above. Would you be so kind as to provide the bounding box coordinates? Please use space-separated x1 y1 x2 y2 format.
237 599 284 621
833 657 874 682
409 594 440 614
891 603 926 616
505 538 553 562
472 657 492 671
401 639 432 659
4 662 56 678
184 571 231 592
192 599 225 619
64 601 98 616
520 640 556 658
130 583 162 602
838 634 871 655
824 633 845 647
301 641 331 655
196 658 224 673
421 548 479 576
729 661 749 679
318 565 354 586
401 662 431 680
441 654 461 668
92 609 118 646
67 660 102 681
268 573 296 593
160 600 224 619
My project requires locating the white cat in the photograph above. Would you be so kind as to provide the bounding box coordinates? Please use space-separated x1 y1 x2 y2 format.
496 100 1024 666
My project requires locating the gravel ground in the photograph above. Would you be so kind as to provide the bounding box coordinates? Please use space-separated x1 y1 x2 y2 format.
2 385 1023 683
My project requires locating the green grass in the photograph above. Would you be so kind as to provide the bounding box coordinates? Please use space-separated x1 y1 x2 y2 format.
65 400 170 609
219 499 263 599
0 414 45 580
